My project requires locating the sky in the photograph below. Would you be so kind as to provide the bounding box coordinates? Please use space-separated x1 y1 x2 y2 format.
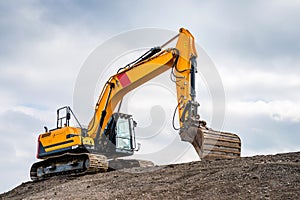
1 0 300 193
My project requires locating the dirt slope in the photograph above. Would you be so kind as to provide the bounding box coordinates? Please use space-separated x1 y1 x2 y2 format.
1 152 300 200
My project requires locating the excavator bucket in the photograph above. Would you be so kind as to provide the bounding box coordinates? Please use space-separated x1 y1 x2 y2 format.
196 127 241 160
181 126 241 160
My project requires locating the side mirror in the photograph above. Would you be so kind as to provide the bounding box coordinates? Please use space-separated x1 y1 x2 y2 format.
66 112 71 120
133 120 137 127
135 143 141 151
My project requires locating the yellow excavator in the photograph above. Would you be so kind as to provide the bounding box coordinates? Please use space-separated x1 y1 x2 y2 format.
30 28 241 181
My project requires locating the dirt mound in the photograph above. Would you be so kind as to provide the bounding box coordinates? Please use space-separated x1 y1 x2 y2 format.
1 152 299 200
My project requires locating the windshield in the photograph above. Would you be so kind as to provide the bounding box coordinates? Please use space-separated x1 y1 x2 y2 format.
115 117 132 150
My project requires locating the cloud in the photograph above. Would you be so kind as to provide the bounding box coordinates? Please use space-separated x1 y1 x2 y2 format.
227 100 300 122
220 69 300 101
0 109 43 192
193 1 300 64
222 99 300 157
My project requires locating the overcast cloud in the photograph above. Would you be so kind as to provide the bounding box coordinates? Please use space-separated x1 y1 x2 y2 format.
0 0 299 193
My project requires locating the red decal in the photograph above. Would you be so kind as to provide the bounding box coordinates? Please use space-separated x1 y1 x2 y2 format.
117 73 131 87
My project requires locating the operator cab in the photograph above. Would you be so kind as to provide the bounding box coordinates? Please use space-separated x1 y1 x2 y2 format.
100 113 138 158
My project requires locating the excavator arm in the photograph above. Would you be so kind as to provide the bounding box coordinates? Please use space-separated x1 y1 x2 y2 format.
86 28 241 160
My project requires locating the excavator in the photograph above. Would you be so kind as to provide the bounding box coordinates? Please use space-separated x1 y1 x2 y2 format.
30 28 241 181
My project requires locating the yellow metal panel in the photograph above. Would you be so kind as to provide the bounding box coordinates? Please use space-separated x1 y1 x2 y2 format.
45 136 81 152
39 127 82 152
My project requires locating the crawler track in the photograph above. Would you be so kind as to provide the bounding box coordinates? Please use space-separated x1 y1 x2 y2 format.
30 153 155 181
30 153 108 181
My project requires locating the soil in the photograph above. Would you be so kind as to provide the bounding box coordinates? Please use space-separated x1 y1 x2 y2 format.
1 152 299 200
